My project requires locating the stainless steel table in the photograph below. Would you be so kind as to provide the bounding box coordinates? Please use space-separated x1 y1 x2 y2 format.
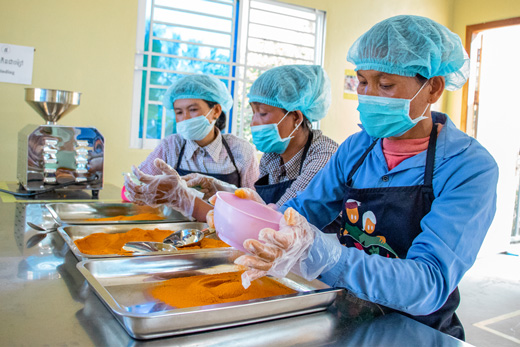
0 187 471 346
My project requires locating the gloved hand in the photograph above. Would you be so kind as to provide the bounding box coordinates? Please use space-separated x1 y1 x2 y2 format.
205 194 218 229
182 173 238 200
234 207 343 288
234 187 280 210
124 158 196 217
205 187 275 230
234 187 265 204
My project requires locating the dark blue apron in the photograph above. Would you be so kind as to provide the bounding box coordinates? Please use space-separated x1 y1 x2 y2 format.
339 123 464 340
254 131 313 205
175 135 241 187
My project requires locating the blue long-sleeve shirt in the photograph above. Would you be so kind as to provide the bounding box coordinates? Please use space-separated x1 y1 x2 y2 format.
282 112 498 315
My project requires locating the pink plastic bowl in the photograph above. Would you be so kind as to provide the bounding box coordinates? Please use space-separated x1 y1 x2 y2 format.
214 191 283 252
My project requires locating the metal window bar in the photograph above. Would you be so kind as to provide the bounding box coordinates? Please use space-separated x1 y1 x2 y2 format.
227 0 239 133
245 49 315 63
132 0 325 149
136 49 309 70
314 9 326 66
247 33 316 48
141 0 156 147
143 66 262 85
152 21 232 36
251 0 317 20
141 0 236 147
233 0 324 139
238 0 251 139
197 0 234 5
247 20 316 36
140 51 236 67
154 5 232 21
149 36 231 50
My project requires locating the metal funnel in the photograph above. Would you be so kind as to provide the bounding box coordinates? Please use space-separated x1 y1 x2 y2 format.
25 88 81 125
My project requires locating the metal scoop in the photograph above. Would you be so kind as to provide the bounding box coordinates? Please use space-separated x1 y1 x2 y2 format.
162 228 213 247
123 241 178 253
122 227 214 253
26 222 59 248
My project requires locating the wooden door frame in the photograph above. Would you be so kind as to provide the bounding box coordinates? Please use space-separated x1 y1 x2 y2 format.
461 17 520 132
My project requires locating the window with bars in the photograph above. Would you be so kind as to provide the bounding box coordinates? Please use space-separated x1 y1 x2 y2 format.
130 0 326 149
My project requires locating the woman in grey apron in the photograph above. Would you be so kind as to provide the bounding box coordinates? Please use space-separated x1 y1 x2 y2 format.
131 74 259 194
232 15 498 341
124 74 259 216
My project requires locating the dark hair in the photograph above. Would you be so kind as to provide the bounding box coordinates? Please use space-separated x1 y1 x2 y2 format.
415 74 428 84
204 100 226 131
301 116 312 130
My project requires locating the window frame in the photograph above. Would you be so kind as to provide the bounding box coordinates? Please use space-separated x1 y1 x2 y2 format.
130 0 326 149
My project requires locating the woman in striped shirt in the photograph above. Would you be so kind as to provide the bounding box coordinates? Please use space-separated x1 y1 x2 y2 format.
186 65 338 208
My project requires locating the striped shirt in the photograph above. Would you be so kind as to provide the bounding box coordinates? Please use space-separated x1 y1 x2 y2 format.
259 129 338 206
139 130 259 188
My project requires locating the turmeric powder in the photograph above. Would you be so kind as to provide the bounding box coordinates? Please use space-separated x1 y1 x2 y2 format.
74 227 229 255
85 213 165 221
150 271 296 309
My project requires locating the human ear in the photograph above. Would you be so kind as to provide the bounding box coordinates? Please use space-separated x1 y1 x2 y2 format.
211 104 223 121
292 111 305 128
428 76 445 104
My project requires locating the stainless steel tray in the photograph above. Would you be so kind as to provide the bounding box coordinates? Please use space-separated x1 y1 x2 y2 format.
76 251 341 339
58 222 222 261
46 202 190 225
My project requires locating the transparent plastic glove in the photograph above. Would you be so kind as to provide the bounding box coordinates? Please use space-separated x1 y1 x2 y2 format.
124 158 196 217
182 173 237 200
234 207 317 288
234 187 265 204
234 188 279 211
205 194 218 229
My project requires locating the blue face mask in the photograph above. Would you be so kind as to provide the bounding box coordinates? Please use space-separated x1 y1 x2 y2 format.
176 109 216 141
251 111 302 154
357 82 430 138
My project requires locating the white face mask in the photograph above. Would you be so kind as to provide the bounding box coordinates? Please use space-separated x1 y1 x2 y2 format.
357 81 430 138
251 111 302 154
176 108 216 141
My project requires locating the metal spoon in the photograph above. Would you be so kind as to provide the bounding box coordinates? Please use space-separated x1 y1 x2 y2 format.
122 241 178 253
26 222 59 248
162 228 213 247
122 228 215 253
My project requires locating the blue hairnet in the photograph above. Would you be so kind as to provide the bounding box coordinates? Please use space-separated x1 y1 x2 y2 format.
347 15 470 91
162 74 233 113
248 65 331 122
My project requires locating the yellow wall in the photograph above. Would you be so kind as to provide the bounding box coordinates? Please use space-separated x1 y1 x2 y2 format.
0 0 144 188
1 0 519 188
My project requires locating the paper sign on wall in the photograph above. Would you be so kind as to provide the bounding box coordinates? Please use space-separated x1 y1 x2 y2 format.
343 69 359 100
0 43 35 85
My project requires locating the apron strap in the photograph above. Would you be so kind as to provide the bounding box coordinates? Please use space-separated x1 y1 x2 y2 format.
298 130 314 175
221 135 241 186
347 138 379 186
347 122 438 187
176 140 187 171
175 131 241 185
423 123 438 187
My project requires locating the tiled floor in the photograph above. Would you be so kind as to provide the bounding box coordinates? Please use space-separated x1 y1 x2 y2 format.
457 243 520 346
